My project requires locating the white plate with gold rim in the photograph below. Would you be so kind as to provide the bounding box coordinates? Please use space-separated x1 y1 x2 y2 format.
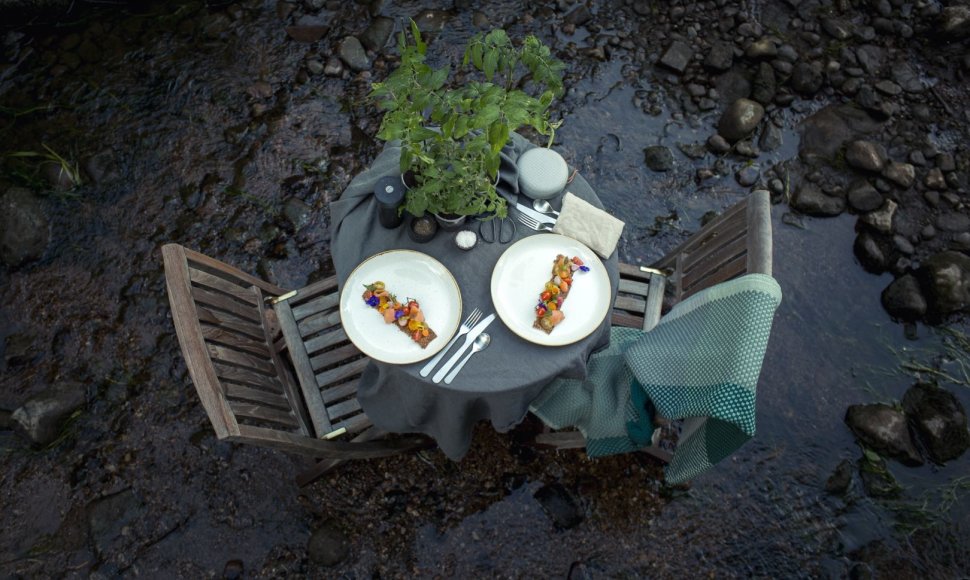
490 234 610 346
340 250 462 364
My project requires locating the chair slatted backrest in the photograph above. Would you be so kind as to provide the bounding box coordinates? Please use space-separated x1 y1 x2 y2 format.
162 244 315 444
272 276 374 441
653 190 772 303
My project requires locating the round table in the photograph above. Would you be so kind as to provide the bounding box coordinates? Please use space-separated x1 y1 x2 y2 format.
329 133 620 459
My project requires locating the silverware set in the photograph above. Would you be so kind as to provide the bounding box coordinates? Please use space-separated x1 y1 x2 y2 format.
420 308 495 383
513 200 558 232
514 212 555 232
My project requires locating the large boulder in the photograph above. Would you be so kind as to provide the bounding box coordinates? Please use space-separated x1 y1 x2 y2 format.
918 251 970 316
717 98 764 142
799 105 883 165
901 382 970 464
10 383 86 446
845 403 923 466
881 274 927 321
0 186 50 267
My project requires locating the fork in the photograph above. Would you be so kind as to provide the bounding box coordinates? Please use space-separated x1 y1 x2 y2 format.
515 212 555 232
419 307 483 377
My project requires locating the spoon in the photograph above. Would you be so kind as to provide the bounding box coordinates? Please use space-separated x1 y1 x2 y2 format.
532 198 560 217
444 333 491 384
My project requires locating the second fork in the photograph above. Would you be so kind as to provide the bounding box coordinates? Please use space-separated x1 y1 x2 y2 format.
514 212 554 232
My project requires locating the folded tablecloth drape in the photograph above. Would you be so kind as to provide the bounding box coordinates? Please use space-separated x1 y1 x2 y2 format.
529 273 782 483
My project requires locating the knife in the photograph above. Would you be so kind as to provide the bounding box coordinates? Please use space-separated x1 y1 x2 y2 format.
432 313 495 383
514 202 557 225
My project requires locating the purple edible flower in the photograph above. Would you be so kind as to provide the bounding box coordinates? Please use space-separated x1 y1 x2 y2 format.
366 295 380 307
579 265 590 272
394 309 404 319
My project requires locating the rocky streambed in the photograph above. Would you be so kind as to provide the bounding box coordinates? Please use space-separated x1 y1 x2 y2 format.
2 0 970 577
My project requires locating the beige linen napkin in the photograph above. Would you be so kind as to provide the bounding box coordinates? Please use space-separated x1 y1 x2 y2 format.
552 191 625 258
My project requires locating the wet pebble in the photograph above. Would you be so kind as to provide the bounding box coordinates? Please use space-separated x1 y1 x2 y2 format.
791 182 845 217
882 162 915 188
735 164 760 187
924 168 947 190
790 61 823 95
847 181 883 213
324 57 343 76
285 16 329 43
643 145 674 172
659 41 693 74
861 199 897 234
845 140 887 172
706 134 731 154
704 40 734 71
825 459 854 495
855 232 889 273
338 36 370 71
360 16 394 51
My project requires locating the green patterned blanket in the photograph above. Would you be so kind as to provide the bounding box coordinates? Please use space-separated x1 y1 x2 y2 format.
529 273 782 484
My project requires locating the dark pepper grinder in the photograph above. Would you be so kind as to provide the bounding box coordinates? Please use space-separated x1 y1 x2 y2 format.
374 176 405 228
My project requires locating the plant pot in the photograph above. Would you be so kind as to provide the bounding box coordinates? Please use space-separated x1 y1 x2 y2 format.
433 212 467 231
407 215 438 243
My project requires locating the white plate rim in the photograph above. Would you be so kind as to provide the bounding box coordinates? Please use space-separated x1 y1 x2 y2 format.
490 234 611 347
339 249 462 364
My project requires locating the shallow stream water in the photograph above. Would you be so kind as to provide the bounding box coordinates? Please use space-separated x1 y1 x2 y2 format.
1 1 969 577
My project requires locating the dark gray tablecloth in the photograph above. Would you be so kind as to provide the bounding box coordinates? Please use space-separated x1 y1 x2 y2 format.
330 132 620 460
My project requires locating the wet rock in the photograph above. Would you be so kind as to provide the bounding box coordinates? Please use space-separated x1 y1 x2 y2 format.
940 6 970 37
676 142 707 160
799 105 882 164
791 182 845 217
11 382 86 446
717 98 764 142
825 459 854 495
534 483 583 529
881 162 915 189
874 80 901 96
847 181 883 212
845 404 923 466
936 212 970 233
822 17 852 40
308 522 350 567
924 168 946 190
359 16 394 51
790 61 823 95
733 141 758 158
412 9 453 32
902 382 970 463
323 57 343 77
860 199 896 234
659 40 693 74
891 63 923 93
881 274 926 320
751 62 777 105
715 69 751 104
707 134 731 154
845 140 887 172
937 153 956 172
0 187 50 268
758 122 782 152
306 59 324 75
564 5 592 26
338 36 369 71
854 232 889 273
735 165 760 187
643 145 674 172
859 453 901 498
223 560 244 579
855 45 884 75
745 37 777 59
88 489 144 557
285 16 329 43
919 251 970 315
282 197 311 231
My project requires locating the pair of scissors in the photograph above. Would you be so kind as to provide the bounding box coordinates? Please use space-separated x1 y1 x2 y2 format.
478 215 515 244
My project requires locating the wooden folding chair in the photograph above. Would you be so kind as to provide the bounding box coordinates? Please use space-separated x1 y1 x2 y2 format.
162 244 428 486
534 190 774 459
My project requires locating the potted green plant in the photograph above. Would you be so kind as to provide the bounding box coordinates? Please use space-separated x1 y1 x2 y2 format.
369 21 565 228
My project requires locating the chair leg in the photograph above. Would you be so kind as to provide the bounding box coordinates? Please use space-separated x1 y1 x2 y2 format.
295 429 434 487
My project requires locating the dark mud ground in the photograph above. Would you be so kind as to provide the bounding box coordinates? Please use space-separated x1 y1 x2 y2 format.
2 0 970 577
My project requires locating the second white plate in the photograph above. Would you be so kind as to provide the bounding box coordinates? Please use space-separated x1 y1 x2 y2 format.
490 234 611 346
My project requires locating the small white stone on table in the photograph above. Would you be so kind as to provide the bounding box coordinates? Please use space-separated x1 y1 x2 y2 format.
455 230 477 250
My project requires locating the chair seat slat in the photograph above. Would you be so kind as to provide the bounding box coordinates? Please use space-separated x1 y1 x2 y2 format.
303 328 350 356
202 325 272 357
207 344 277 375
229 402 300 428
191 286 262 324
298 310 342 338
213 362 285 393
315 358 369 389
189 267 259 305
196 306 265 341
321 379 359 404
310 343 362 372
226 384 291 410
327 397 363 421
291 292 340 322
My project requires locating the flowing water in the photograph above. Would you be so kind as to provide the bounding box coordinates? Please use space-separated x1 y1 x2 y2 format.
1 1 969 577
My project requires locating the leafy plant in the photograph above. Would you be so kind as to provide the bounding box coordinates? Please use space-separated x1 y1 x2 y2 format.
5 143 83 194
369 21 565 218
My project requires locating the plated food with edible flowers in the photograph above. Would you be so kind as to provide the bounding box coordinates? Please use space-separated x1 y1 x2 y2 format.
361 281 438 348
534 255 589 333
